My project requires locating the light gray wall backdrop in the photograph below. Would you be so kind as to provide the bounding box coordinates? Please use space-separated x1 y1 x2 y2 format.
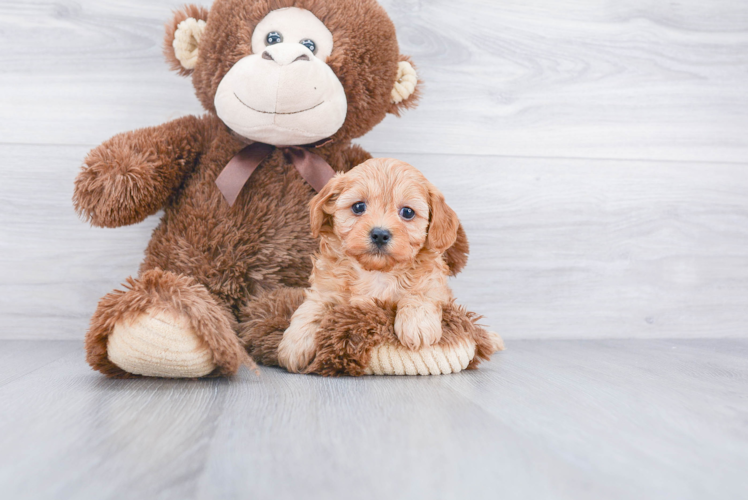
1 0 747 340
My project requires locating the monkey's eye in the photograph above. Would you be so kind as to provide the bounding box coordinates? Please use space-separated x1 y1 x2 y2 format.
399 207 416 220
266 32 283 45
300 39 316 54
351 202 366 215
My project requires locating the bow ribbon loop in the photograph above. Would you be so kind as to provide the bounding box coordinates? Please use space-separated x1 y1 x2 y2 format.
215 142 336 207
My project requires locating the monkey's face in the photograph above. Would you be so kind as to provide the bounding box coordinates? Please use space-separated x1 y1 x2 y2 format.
214 8 347 146
166 0 421 145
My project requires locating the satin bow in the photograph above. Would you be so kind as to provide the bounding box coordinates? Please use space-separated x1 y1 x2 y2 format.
215 141 336 207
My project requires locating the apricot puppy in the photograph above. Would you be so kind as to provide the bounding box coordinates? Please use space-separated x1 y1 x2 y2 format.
278 158 461 373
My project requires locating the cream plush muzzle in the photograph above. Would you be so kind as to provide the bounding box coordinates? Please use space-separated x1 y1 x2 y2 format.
179 7 417 146
214 44 347 146
214 7 347 146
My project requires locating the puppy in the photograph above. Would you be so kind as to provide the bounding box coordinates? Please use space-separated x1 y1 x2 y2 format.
278 158 461 373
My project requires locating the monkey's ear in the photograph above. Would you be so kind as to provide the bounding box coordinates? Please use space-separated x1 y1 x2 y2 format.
164 5 210 76
388 56 421 116
309 174 344 238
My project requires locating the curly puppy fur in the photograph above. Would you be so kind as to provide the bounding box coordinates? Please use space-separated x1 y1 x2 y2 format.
74 0 469 377
277 159 462 372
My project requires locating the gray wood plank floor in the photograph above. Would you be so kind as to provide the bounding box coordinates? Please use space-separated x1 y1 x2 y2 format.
0 339 746 500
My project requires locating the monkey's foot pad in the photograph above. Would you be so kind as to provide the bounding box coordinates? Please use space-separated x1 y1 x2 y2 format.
365 339 475 375
365 330 505 375
108 311 216 378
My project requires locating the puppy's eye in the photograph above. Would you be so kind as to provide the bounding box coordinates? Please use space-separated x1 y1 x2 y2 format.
399 207 416 220
300 39 316 53
351 202 366 215
266 32 283 45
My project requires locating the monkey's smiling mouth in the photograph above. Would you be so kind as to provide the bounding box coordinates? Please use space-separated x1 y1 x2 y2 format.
234 93 324 115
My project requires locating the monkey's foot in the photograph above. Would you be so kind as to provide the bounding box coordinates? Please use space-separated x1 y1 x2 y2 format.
107 311 216 378
86 269 250 378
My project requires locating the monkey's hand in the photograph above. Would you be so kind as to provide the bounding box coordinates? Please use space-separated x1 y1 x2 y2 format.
73 115 209 228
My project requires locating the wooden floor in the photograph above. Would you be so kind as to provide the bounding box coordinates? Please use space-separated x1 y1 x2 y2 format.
0 339 746 500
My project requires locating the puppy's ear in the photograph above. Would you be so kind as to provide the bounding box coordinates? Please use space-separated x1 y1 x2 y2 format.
426 183 460 254
444 223 470 276
310 174 343 238
164 4 210 76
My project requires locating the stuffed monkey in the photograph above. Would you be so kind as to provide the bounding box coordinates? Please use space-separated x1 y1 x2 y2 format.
74 0 499 378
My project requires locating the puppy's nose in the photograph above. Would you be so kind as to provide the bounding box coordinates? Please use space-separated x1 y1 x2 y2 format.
370 227 392 248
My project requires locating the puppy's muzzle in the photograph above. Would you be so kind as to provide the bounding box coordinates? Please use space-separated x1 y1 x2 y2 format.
369 227 391 250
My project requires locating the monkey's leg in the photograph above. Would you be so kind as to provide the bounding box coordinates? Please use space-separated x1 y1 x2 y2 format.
85 269 250 378
239 288 504 376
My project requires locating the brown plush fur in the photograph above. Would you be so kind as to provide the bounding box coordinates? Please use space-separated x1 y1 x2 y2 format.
187 0 416 140
238 287 307 366
74 0 473 377
239 287 495 377
74 115 212 228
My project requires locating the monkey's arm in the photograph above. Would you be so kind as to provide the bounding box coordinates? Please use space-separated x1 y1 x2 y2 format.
73 115 212 228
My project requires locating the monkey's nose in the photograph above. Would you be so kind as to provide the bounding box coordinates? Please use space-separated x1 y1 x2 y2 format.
261 44 312 66
370 227 392 248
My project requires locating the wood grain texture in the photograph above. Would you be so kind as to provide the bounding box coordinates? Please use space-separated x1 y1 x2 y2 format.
2 144 747 340
0 339 746 499
0 0 746 162
366 0 748 162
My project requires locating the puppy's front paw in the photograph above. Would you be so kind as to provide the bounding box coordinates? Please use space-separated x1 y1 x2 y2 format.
394 303 442 350
278 322 319 373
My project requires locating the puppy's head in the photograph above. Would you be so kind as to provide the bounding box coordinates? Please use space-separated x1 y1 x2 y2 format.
310 158 460 272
